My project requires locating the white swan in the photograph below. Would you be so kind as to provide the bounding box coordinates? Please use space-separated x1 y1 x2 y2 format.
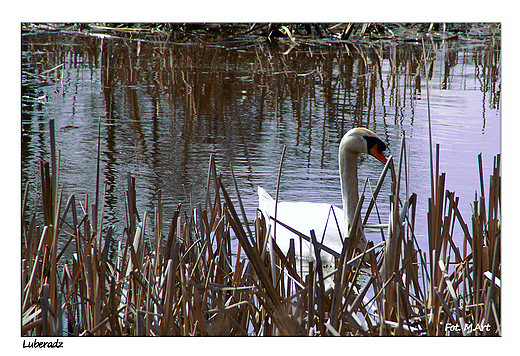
258 127 387 264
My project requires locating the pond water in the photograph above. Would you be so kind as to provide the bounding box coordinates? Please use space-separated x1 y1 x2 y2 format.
22 25 500 260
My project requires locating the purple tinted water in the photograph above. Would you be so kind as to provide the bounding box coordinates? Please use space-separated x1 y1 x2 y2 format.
22 28 500 260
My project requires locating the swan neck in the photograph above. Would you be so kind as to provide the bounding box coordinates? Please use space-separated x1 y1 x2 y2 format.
339 149 359 229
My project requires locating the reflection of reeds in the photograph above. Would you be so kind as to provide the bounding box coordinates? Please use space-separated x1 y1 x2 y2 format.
22 120 500 336
22 26 501 223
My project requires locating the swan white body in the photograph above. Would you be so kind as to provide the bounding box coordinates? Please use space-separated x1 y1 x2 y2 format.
258 186 345 261
257 128 387 265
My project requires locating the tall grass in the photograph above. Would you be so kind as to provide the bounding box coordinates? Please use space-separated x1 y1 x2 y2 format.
22 120 500 336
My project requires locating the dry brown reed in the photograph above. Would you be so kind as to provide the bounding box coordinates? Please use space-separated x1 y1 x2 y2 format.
22 120 500 336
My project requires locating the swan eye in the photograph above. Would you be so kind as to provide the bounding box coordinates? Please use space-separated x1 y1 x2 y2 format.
364 135 387 164
364 135 387 153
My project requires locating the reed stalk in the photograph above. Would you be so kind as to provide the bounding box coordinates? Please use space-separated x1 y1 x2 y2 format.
22 120 500 336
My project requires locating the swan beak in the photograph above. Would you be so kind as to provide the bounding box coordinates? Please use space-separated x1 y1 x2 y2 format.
369 146 387 164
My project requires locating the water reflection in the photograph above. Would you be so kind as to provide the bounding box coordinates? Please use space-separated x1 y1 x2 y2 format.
22 27 500 257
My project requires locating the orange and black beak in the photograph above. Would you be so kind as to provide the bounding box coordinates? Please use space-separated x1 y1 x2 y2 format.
369 145 387 164
364 135 388 164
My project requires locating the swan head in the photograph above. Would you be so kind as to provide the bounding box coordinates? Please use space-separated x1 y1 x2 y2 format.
340 128 387 164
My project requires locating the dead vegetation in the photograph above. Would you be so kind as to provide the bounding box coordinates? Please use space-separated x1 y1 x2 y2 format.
22 23 499 45
22 119 500 336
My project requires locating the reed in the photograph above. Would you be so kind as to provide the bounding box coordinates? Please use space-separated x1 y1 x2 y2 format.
22 120 500 336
